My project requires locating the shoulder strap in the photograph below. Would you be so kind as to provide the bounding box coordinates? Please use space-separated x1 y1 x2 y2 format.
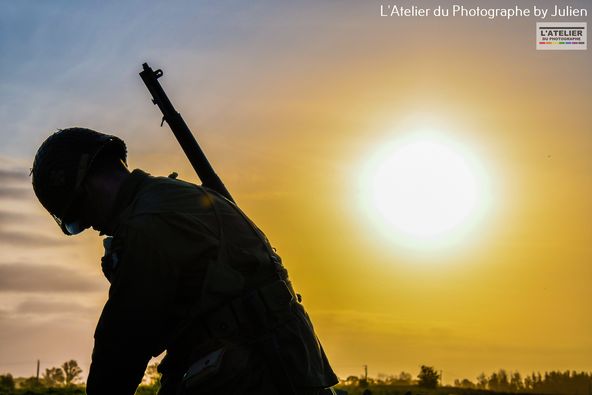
202 187 284 276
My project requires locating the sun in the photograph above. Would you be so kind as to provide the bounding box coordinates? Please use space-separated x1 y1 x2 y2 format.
360 133 490 249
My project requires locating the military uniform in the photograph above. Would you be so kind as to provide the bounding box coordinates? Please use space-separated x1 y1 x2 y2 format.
86 169 337 395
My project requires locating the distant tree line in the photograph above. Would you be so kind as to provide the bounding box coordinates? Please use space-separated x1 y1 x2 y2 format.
343 365 441 389
341 366 592 394
454 369 592 394
0 360 160 395
0 360 83 394
3 361 592 395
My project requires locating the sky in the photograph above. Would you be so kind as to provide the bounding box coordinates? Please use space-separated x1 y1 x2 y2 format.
0 0 591 385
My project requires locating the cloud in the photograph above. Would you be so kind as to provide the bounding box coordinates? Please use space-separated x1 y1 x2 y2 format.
0 168 29 183
0 262 103 293
0 209 42 226
0 167 32 202
0 186 31 199
0 229 65 247
0 210 30 223
16 298 96 317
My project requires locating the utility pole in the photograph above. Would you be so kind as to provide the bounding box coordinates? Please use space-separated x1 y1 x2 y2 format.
36 360 40 381
363 364 368 381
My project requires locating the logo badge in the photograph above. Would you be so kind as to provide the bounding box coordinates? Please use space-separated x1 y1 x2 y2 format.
537 22 587 50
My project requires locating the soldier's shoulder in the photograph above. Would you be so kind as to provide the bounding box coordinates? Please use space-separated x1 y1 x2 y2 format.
135 174 204 206
120 174 214 228
141 173 201 193
116 175 218 249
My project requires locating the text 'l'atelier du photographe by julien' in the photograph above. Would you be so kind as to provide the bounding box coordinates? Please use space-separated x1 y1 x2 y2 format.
379 5 588 19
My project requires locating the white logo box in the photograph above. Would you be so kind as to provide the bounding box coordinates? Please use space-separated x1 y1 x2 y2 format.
537 22 587 50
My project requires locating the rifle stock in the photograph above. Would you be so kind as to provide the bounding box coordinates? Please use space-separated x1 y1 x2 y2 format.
139 62 235 203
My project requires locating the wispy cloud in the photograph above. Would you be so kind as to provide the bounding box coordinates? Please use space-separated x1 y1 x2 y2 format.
0 230 65 247
0 209 32 223
0 166 31 200
0 186 31 199
16 298 96 317
0 262 103 293
0 168 29 183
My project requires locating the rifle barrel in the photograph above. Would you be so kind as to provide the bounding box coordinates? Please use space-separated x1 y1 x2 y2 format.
139 63 235 203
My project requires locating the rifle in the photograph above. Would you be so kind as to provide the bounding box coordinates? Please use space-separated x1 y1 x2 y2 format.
139 62 235 203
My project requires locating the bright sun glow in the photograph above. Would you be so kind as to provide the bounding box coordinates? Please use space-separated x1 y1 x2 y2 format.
360 133 491 249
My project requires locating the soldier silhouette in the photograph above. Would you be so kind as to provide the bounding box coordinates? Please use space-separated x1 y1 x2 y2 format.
31 127 338 395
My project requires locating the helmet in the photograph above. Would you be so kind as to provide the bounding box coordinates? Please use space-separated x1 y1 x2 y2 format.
31 127 127 235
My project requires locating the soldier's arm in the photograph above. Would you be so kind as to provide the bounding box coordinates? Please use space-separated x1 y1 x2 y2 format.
86 218 194 394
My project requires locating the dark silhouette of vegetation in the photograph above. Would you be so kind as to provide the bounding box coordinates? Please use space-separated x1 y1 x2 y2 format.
0 359 84 394
0 374 15 395
336 366 592 395
2 362 592 395
42 368 64 387
451 369 592 394
60 361 82 387
37 360 81 388
417 365 440 389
